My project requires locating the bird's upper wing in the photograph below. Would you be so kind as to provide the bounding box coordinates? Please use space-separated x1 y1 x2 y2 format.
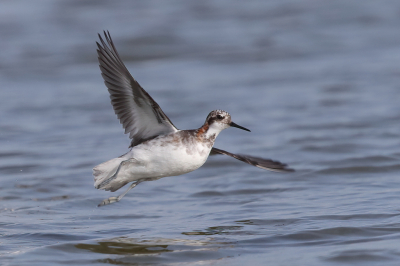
210 147 294 172
97 31 178 147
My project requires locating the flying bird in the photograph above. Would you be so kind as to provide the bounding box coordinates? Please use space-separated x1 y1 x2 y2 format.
94 31 293 207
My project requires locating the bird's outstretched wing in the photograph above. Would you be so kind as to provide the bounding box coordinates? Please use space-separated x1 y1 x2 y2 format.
97 31 178 147
210 147 294 172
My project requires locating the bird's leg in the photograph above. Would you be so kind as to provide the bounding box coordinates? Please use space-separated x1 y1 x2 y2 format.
97 180 143 207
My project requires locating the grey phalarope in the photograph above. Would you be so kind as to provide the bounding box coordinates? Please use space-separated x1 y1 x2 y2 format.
94 31 293 207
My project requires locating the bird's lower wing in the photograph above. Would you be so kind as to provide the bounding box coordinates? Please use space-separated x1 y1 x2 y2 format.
210 147 294 172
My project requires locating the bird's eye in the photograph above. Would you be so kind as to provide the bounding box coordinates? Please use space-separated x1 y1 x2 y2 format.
216 114 224 120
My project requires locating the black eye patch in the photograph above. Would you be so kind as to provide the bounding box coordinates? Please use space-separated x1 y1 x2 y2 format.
216 114 224 120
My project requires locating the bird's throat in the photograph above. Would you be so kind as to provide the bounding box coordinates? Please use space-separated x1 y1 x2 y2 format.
196 124 209 138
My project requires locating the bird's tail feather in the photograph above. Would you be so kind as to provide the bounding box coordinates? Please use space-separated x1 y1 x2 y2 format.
93 157 128 192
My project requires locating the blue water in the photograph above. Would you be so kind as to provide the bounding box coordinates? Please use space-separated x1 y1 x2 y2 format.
2 0 400 265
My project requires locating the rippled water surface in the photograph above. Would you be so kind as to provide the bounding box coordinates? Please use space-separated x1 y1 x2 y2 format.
2 1 400 265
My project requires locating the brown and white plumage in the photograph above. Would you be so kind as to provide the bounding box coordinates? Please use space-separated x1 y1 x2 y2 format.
94 31 293 207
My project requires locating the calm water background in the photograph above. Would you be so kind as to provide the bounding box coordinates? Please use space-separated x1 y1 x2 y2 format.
2 0 400 265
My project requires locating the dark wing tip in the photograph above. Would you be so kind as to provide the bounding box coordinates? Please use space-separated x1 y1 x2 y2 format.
210 147 294 172
241 155 295 172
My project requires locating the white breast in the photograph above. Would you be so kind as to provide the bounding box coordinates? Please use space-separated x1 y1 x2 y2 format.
119 132 213 182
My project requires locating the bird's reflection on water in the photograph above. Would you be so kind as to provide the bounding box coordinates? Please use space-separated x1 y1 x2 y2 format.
75 236 232 264
75 240 171 256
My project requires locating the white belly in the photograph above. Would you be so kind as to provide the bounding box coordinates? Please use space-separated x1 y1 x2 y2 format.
118 134 212 182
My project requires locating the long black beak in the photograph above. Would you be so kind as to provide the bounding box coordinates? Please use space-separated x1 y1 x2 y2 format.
230 122 251 132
